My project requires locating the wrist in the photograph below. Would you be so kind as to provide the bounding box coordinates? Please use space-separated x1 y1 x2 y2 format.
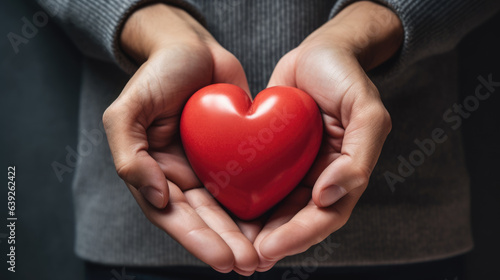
120 4 211 63
303 1 403 70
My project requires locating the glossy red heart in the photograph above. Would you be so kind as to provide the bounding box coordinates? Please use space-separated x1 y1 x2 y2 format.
180 84 323 220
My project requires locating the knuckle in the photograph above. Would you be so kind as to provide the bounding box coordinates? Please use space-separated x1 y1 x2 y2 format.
351 165 371 188
379 107 392 134
102 105 118 129
368 102 392 135
337 212 351 229
224 51 242 67
115 161 133 181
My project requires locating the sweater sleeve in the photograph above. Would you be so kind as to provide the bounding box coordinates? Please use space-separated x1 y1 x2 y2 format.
36 0 205 73
330 0 500 78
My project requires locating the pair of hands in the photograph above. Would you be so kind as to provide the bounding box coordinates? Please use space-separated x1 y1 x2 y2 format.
103 1 402 275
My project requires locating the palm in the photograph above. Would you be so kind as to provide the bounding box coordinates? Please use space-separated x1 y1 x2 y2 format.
105 44 259 274
296 49 353 188
143 50 212 191
253 45 391 271
265 47 361 187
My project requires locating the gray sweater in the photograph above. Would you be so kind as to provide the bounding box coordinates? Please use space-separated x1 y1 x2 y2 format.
39 0 500 266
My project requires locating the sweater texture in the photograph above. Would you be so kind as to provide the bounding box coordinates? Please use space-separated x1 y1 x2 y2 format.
37 0 500 267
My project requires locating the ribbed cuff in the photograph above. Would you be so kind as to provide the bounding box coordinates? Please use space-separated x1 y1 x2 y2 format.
329 0 498 82
111 0 206 74
63 0 205 75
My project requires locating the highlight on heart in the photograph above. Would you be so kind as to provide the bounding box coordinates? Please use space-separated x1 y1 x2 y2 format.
180 83 323 220
202 105 298 197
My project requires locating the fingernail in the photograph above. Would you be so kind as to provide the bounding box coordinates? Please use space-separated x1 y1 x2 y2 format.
320 185 347 206
139 186 165 208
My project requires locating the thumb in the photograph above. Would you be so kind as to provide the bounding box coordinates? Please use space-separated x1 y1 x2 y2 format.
312 155 368 207
103 102 169 209
312 97 391 207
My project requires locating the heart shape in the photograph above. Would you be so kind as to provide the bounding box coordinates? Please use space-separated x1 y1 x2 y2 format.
180 84 323 220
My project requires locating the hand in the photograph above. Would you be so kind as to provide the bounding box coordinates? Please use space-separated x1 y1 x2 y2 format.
253 1 403 270
102 4 258 275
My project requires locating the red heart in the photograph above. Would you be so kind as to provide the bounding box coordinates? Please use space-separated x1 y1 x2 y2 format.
180 84 323 220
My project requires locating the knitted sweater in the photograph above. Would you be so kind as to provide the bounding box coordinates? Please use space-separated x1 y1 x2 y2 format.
38 0 500 266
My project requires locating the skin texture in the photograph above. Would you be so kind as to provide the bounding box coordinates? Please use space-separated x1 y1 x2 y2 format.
103 1 403 275
104 5 257 275
251 2 403 271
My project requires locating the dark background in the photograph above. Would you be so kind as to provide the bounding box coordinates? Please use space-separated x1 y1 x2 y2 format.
0 1 499 279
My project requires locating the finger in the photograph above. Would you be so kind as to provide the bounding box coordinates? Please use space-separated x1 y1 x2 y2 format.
258 187 364 263
210 44 251 96
103 46 216 208
102 61 174 209
236 219 264 243
149 144 201 191
253 186 311 271
185 188 259 275
103 101 169 208
129 181 236 273
313 95 391 207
